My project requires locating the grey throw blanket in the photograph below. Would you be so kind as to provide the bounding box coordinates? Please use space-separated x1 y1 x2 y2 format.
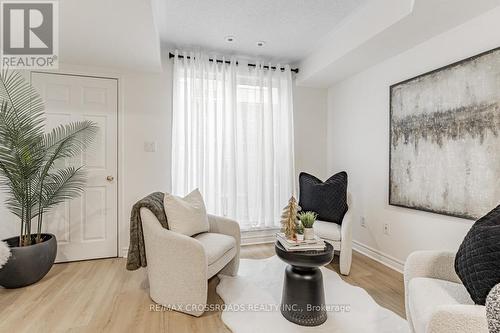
126 192 168 270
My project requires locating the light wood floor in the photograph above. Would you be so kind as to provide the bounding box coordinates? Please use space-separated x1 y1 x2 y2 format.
0 244 404 333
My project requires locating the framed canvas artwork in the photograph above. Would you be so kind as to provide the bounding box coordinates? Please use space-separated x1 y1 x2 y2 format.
389 47 500 219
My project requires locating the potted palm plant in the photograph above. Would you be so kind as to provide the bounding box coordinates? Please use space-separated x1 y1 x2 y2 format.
0 70 97 288
298 211 318 241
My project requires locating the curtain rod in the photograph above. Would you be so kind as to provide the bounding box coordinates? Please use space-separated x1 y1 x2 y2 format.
168 52 299 74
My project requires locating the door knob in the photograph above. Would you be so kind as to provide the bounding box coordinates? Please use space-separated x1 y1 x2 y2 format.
106 176 114 182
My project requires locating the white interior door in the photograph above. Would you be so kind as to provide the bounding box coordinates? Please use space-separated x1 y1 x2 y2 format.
31 72 118 262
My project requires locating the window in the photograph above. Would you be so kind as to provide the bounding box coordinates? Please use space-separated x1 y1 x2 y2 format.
172 52 295 230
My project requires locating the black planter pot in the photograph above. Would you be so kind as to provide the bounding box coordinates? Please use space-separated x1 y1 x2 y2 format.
0 233 57 288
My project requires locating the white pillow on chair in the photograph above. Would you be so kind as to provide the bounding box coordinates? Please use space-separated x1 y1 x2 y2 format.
163 189 209 236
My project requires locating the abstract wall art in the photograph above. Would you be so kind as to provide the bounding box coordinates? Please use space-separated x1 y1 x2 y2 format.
389 47 500 219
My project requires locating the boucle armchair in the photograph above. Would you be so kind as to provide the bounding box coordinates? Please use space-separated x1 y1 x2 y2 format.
314 193 353 275
404 250 488 333
140 208 240 317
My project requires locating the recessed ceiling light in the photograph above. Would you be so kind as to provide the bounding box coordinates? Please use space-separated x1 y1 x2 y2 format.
225 35 235 43
256 41 266 47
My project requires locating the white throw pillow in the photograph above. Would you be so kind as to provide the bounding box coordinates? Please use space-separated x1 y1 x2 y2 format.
163 189 209 236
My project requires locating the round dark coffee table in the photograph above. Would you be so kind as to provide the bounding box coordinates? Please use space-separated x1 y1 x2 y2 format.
275 241 334 326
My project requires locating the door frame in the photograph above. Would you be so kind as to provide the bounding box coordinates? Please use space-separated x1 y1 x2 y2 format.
29 65 124 259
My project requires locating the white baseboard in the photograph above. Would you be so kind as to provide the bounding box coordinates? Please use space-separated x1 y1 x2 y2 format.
121 247 129 258
241 228 279 246
352 240 404 273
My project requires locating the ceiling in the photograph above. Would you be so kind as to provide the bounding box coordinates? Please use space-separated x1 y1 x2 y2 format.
297 0 500 87
153 0 369 64
55 0 500 87
58 0 161 72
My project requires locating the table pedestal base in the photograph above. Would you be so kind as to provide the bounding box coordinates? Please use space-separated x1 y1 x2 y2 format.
280 265 327 326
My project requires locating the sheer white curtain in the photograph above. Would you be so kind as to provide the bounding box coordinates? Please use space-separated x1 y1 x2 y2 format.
172 51 295 230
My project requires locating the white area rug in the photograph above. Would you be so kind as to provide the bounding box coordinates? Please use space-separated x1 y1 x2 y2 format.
217 256 409 333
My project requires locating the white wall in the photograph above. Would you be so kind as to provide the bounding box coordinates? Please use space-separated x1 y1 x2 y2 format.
0 54 327 256
119 59 173 255
293 85 328 181
0 56 174 257
326 6 500 270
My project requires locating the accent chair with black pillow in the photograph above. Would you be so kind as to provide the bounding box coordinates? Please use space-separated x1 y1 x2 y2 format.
299 171 352 275
404 205 500 333
455 204 500 305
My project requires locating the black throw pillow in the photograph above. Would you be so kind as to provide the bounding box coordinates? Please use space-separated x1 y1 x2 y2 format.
299 172 348 225
455 204 500 305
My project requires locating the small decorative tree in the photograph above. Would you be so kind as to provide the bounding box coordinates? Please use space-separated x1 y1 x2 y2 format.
280 196 300 239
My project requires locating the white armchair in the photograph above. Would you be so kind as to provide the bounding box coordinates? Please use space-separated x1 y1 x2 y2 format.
140 208 240 317
313 193 353 275
404 250 488 333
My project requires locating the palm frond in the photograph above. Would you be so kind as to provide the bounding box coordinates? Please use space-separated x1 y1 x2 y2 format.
0 70 45 121
0 69 96 244
0 71 46 187
42 167 87 211
43 120 98 160
0 70 45 145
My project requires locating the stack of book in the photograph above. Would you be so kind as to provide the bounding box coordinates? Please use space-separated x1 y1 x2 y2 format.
276 232 326 252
